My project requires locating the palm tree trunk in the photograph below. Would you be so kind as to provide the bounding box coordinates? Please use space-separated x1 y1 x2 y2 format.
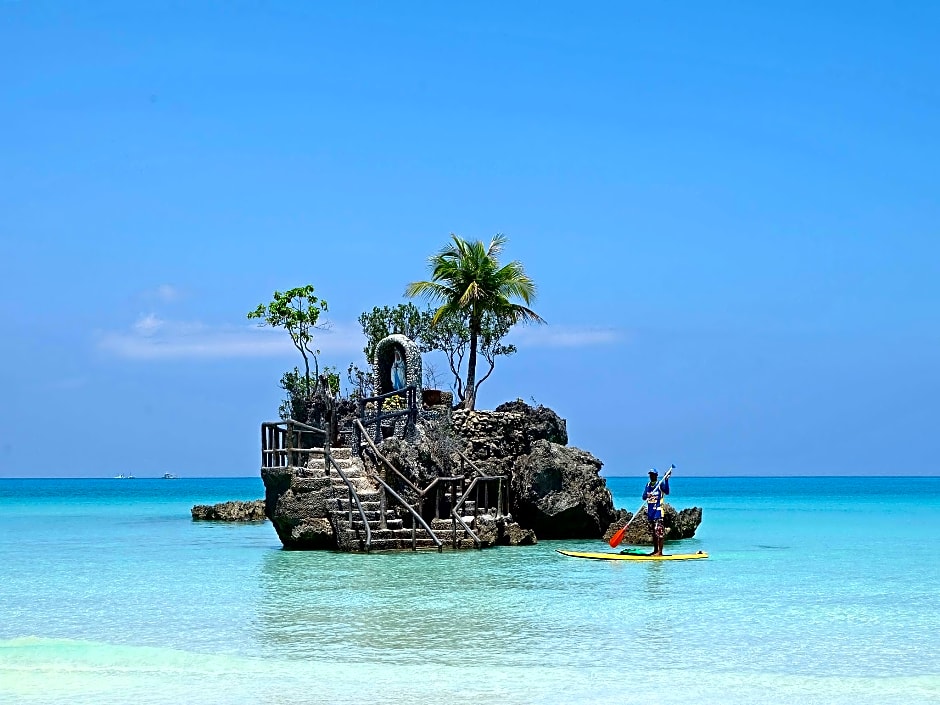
464 320 479 411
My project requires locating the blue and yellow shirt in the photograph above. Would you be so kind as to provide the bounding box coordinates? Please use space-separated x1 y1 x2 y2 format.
643 479 670 520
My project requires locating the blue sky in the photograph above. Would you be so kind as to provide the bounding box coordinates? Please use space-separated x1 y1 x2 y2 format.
1 2 938 477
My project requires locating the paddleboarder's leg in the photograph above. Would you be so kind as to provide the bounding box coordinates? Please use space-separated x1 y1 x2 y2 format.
652 519 665 556
646 517 656 556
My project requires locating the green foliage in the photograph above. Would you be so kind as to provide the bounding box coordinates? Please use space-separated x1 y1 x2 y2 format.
321 365 341 397
248 284 328 396
405 234 543 409
381 393 406 411
357 303 435 362
424 309 517 403
278 367 309 421
346 363 374 400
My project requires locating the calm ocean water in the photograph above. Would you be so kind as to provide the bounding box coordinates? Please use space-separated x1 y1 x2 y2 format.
0 476 938 705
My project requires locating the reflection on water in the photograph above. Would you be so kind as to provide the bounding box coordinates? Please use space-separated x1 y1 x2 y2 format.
251 546 593 667
634 563 675 650
642 561 670 599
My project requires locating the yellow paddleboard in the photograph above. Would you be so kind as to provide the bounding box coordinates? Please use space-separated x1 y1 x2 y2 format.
556 549 708 562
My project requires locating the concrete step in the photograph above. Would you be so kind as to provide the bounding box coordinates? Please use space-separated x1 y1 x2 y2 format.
299 465 362 479
291 477 332 492
335 528 478 552
339 528 399 542
325 476 374 490
304 448 353 463
351 518 405 531
365 538 442 551
328 499 382 511
429 517 478 530
328 508 383 522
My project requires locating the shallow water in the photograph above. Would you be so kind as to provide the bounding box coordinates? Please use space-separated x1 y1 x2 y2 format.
0 477 938 704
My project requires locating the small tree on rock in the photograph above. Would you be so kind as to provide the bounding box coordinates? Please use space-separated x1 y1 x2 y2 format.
248 285 328 398
358 303 435 362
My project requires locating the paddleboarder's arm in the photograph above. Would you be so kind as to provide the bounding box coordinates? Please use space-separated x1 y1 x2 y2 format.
662 478 670 495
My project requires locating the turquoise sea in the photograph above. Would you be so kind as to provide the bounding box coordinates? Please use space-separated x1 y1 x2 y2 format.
0 476 938 705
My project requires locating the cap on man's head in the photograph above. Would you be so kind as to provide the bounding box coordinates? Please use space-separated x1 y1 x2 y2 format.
648 469 658 477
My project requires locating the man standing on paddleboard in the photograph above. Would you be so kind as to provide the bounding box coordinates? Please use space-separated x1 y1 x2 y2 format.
643 469 670 556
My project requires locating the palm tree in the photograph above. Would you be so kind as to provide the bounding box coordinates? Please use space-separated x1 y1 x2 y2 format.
405 234 544 410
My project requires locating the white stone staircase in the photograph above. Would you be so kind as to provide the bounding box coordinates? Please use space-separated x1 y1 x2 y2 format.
299 447 478 551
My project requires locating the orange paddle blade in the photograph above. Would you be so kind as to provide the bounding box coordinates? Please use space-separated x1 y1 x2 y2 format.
608 526 627 548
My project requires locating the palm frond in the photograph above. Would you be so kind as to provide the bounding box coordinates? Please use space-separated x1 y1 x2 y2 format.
409 232 543 326
487 233 507 258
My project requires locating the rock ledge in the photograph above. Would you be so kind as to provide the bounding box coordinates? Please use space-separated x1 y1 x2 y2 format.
192 500 267 522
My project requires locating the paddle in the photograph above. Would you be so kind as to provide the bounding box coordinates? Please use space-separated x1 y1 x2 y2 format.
608 465 674 548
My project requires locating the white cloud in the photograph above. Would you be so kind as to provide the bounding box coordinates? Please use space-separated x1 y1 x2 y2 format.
509 325 625 348
99 315 618 360
133 313 164 336
98 316 365 361
141 284 184 303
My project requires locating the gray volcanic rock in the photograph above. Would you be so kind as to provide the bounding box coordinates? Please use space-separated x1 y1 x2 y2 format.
500 522 538 546
511 439 618 539
674 506 703 539
285 517 335 549
191 499 266 521
602 503 703 546
493 400 568 445
262 467 338 550
474 516 539 547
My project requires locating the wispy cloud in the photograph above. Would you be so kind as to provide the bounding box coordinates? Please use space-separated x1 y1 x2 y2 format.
143 284 184 303
99 315 618 360
98 316 365 360
509 325 625 348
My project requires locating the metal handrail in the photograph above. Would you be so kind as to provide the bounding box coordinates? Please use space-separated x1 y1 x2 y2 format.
261 419 328 469
371 474 442 552
354 420 469 498
261 418 326 433
359 386 417 404
354 419 425 495
354 418 445 550
456 448 488 477
456 448 508 520
325 452 372 552
356 418 514 549
451 477 485 548
356 386 418 445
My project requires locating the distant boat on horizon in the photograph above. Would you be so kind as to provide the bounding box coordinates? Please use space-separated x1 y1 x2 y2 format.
113 474 135 479
162 473 179 480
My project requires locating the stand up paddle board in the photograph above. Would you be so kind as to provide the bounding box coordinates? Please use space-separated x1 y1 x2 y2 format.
556 549 708 561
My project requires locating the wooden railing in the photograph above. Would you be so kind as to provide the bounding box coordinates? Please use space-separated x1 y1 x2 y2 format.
456 448 509 519
261 417 508 553
325 453 372 552
354 418 509 549
355 386 418 446
261 418 372 551
353 419 442 551
261 419 327 469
